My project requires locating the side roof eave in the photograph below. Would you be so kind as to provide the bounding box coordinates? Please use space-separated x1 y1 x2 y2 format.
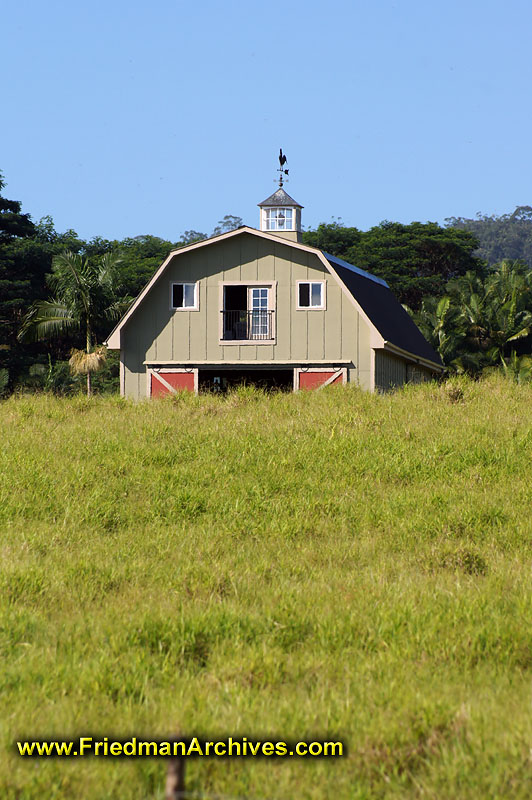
382 341 445 372
105 226 386 349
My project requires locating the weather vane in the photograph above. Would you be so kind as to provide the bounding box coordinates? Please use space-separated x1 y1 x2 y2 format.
277 148 289 187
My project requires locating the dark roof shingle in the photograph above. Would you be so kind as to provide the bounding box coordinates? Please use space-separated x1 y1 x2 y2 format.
258 188 303 208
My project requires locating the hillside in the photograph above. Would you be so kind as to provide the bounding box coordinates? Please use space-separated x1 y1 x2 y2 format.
447 206 532 268
1 379 531 798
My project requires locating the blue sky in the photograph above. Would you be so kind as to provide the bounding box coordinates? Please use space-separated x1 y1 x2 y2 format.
4 0 532 241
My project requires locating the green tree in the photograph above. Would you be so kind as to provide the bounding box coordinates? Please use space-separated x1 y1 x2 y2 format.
0 175 34 241
212 215 243 236
179 230 207 245
0 178 88 392
347 221 484 309
18 251 129 396
303 219 483 309
302 220 361 256
0 171 38 387
111 235 177 297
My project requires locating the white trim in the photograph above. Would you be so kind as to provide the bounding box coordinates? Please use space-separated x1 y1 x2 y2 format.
119 351 125 397
219 280 277 344
294 367 347 391
152 372 179 394
315 257 386 347
220 280 278 286
318 369 347 389
370 349 376 392
147 367 199 397
296 280 326 310
293 368 298 392
169 281 199 311
144 359 353 366
262 207 295 232
219 340 277 346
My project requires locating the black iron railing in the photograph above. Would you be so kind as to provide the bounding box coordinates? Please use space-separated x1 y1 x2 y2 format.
221 310 274 341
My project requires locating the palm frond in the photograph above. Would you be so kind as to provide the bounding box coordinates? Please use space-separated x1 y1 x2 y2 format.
18 301 81 343
105 297 133 321
49 252 91 315
435 295 451 321
98 253 122 291
507 326 531 342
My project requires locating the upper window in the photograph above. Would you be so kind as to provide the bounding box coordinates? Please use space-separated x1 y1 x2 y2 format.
297 281 325 309
171 282 198 310
265 208 294 231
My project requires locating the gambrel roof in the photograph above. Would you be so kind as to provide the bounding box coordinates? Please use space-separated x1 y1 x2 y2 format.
324 254 442 367
105 227 442 370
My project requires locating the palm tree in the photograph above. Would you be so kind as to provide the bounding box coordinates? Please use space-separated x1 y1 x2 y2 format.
413 295 465 365
413 261 532 375
18 251 128 396
457 262 532 362
411 295 479 372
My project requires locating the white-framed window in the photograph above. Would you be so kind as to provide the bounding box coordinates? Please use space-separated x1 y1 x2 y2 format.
264 208 294 231
170 282 198 310
220 281 277 344
297 281 325 309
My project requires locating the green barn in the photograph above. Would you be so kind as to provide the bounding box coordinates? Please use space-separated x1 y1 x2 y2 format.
106 185 442 397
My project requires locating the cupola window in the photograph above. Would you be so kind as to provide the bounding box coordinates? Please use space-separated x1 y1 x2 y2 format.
264 208 293 231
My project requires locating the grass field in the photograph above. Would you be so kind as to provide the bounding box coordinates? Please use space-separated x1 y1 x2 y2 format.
1 376 531 799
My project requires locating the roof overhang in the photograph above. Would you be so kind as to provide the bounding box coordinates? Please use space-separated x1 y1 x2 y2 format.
381 341 445 372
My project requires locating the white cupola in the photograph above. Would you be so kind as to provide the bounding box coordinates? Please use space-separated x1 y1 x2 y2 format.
258 188 303 242
258 150 303 242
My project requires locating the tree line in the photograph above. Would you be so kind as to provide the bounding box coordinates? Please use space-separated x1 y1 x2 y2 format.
301 220 532 381
3 167 532 395
0 169 244 395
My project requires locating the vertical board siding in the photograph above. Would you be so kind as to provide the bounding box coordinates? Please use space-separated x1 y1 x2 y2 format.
406 363 434 384
375 351 408 391
122 233 362 398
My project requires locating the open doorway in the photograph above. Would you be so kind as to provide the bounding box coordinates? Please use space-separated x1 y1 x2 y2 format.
222 285 273 341
198 369 293 393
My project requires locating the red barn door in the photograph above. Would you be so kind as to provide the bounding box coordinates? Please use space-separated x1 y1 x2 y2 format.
149 370 196 397
296 369 346 390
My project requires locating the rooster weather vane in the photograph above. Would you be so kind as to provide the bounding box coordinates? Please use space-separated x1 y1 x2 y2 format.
277 148 289 187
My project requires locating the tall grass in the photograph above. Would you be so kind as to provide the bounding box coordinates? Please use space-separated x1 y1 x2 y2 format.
1 376 531 798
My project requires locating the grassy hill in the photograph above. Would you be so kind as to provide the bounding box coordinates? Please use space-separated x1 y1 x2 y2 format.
1 377 531 799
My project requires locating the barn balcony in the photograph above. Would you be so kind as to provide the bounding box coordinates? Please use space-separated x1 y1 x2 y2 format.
221 310 274 341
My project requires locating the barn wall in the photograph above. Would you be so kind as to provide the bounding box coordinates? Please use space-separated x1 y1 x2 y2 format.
121 233 369 399
374 350 436 391
374 351 408 391
406 363 435 384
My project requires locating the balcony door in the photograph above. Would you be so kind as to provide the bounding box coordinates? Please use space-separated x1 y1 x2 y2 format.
222 285 272 341
249 287 269 339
